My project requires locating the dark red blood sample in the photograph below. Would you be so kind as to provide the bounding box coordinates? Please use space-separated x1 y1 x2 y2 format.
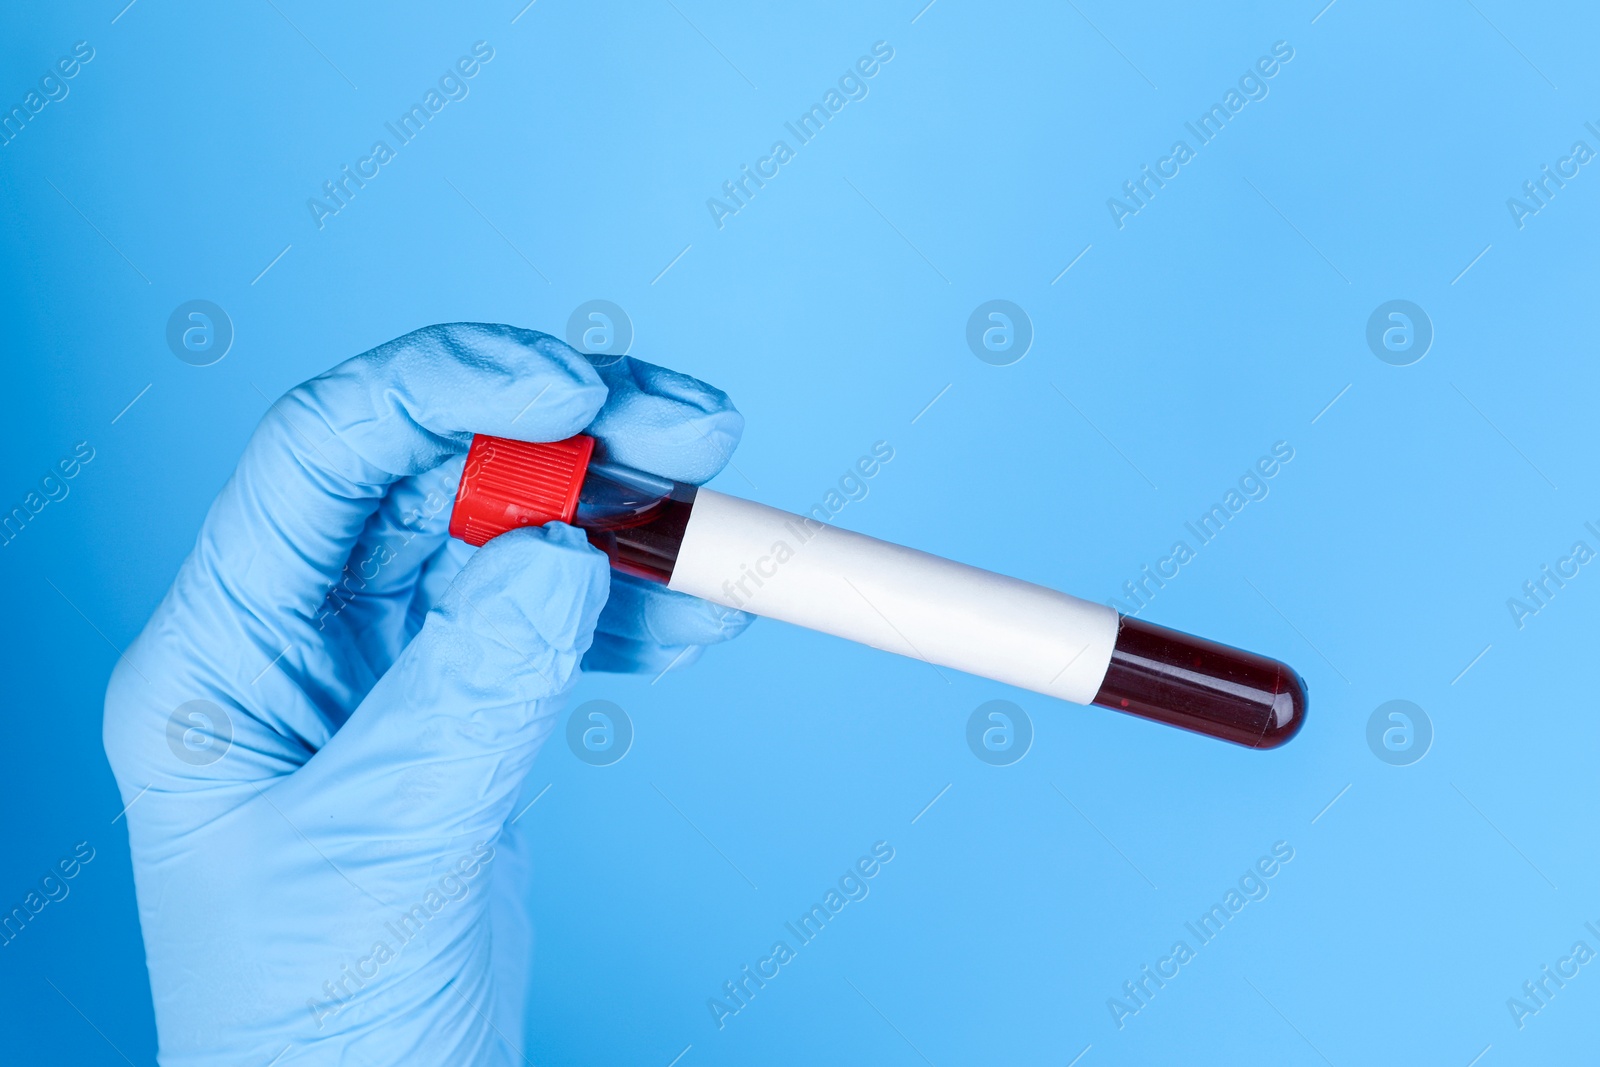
571 463 697 584
584 496 695 583
1092 616 1307 749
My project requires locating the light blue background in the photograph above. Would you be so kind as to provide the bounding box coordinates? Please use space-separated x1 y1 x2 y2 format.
3 1 1597 1063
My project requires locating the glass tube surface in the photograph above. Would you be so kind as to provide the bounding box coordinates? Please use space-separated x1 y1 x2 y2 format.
1092 615 1307 748
452 433 1309 749
573 461 697 583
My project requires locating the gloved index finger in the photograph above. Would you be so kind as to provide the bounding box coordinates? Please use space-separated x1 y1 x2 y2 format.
185 323 606 645
583 356 745 485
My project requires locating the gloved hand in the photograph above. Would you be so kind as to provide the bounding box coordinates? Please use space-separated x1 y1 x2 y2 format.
103 324 751 1065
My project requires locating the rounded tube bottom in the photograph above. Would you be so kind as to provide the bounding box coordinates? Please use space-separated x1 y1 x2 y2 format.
1091 616 1307 749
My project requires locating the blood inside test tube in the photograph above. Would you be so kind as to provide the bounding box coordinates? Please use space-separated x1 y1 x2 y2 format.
569 459 698 583
449 433 1308 749
1091 615 1306 749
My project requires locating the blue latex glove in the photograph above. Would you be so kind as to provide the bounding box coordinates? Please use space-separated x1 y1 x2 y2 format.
103 324 751 1065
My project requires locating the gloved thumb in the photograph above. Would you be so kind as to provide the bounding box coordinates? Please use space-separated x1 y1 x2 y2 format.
278 522 610 849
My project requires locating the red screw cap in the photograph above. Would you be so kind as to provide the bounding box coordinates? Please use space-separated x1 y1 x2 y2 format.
448 433 596 546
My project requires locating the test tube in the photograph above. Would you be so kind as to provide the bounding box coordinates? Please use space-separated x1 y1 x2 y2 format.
450 434 1307 749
